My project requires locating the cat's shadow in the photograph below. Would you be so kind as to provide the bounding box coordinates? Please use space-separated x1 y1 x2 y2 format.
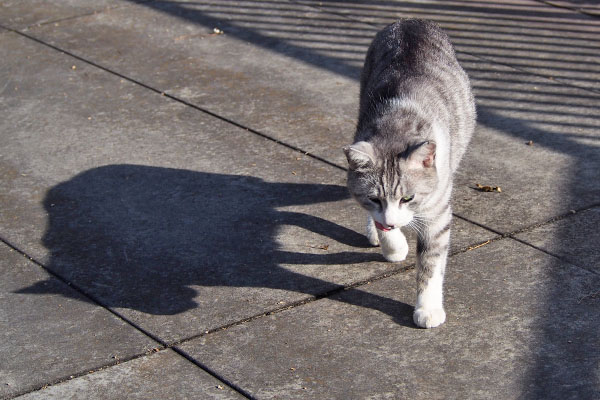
18 165 416 328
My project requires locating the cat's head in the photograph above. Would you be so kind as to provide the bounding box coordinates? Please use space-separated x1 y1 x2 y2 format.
343 140 438 230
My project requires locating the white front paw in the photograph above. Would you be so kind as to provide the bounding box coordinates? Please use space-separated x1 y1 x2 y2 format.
379 229 408 263
382 245 408 262
413 307 446 328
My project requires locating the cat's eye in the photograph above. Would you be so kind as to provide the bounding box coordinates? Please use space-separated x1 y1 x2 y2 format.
401 194 414 203
368 197 382 206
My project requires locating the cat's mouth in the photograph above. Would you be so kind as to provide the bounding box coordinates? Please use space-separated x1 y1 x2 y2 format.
374 221 394 231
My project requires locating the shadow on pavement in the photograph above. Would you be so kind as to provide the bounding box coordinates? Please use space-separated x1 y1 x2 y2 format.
17 164 416 327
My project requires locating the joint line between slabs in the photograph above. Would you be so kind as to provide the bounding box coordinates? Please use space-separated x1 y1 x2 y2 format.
15 2 149 32
457 204 600 276
171 234 516 347
0 237 166 343
168 347 257 400
507 235 600 277
506 202 600 237
4 14 598 396
0 235 252 399
1 24 346 173
2 351 162 400
170 234 514 347
455 202 600 240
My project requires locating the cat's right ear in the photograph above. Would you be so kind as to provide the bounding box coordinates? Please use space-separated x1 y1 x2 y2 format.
407 140 436 169
343 141 375 170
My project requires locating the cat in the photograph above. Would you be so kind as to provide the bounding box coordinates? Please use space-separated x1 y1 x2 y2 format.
343 19 475 328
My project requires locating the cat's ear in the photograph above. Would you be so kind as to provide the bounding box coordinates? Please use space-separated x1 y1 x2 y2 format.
407 141 436 169
343 141 375 170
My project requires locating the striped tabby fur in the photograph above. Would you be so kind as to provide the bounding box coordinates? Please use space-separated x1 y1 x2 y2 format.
344 20 475 328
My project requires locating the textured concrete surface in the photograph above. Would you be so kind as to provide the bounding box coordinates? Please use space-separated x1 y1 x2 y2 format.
298 0 600 91
1 0 599 399
0 0 134 30
0 243 157 398
515 206 600 273
454 54 600 233
0 27 493 346
16 350 245 400
16 0 366 167
14 0 599 232
179 240 600 399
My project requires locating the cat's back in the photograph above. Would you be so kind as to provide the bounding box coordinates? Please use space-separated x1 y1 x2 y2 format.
358 19 475 170
360 19 460 103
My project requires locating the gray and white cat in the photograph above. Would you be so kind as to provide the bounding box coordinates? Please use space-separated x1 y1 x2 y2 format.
344 20 475 328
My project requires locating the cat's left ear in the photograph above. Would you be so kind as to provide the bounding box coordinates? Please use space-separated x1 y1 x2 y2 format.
343 141 375 170
407 141 436 169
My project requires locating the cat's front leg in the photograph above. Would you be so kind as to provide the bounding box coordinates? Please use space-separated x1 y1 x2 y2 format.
378 226 409 263
413 209 451 328
366 214 380 246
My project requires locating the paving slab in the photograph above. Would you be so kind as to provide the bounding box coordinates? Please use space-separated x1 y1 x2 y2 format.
15 349 244 400
454 54 600 233
0 0 141 30
178 238 600 399
298 0 600 92
17 0 600 235
2 2 599 398
0 31 495 345
18 0 372 167
515 206 600 273
0 242 157 399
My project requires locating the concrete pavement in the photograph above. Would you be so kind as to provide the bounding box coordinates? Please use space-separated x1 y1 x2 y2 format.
1 0 599 398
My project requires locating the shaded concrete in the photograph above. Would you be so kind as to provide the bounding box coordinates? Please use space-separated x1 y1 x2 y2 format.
298 0 600 91
0 243 157 398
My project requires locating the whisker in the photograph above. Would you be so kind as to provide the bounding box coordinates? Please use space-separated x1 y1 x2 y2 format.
408 213 436 237
408 218 427 237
